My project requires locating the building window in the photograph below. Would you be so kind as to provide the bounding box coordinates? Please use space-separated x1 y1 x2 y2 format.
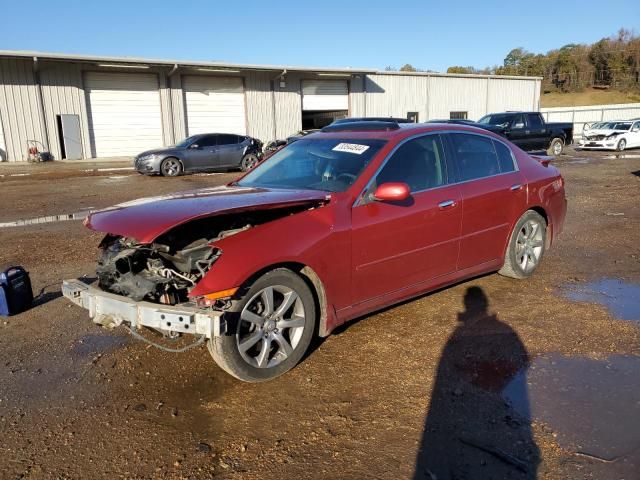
450 111 468 120
407 112 419 123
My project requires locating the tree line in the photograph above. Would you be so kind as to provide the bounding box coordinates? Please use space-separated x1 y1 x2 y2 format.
389 29 640 93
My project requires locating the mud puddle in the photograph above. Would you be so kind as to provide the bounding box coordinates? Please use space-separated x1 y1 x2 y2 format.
563 278 640 322
503 353 640 473
563 158 592 164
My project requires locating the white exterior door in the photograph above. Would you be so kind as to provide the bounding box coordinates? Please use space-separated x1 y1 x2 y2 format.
302 80 349 111
183 76 246 136
85 72 163 158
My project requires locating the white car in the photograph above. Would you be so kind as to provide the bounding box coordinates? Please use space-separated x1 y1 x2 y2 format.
579 119 640 151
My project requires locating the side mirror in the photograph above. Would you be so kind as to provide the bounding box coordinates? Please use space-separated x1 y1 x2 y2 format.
512 122 525 129
189 143 200 149
372 182 411 202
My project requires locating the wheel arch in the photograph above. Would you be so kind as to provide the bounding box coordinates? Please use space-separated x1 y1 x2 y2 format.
523 205 552 249
161 155 185 171
236 262 332 338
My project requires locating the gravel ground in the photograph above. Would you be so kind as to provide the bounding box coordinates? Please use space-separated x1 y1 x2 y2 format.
0 149 638 479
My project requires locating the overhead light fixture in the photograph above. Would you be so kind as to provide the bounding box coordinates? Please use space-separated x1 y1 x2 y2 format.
195 67 240 73
97 63 150 69
317 72 352 77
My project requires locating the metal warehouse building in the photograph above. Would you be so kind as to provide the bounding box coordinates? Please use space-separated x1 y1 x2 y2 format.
0 51 542 162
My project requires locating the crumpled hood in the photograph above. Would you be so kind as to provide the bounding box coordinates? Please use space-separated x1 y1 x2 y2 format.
583 128 625 136
85 186 330 243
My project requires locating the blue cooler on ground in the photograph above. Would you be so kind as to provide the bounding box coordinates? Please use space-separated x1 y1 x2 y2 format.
0 266 34 316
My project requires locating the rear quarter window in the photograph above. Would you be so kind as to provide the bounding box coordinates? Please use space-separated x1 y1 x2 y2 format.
493 140 516 173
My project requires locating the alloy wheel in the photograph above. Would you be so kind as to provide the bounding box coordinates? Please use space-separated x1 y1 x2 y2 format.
553 140 563 155
617 139 626 151
236 285 306 368
162 158 181 176
242 155 258 171
515 219 544 273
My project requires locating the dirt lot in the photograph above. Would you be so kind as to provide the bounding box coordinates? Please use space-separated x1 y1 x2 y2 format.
0 150 638 479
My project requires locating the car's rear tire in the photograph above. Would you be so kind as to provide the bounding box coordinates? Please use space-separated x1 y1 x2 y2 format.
160 157 183 177
498 210 547 279
208 268 317 382
617 139 627 151
240 154 259 172
547 138 564 156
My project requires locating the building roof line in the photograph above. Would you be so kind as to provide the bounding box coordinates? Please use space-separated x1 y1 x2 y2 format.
0 50 543 80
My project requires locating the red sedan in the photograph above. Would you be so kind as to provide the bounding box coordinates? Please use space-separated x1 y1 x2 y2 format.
63 121 567 382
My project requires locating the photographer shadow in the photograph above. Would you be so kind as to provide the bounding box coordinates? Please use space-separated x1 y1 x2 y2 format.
414 286 540 479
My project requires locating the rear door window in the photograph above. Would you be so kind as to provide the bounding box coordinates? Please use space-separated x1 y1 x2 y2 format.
375 134 448 192
448 133 501 181
217 134 240 145
527 113 543 129
197 135 217 148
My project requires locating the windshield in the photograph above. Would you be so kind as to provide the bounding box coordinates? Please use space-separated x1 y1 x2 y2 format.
175 136 197 148
237 137 387 192
478 114 513 128
613 122 632 131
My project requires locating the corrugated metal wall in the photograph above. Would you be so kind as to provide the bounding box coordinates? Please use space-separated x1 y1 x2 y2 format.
541 102 640 138
244 71 275 142
361 73 540 123
273 73 302 139
0 114 6 161
39 61 91 160
168 73 186 142
487 77 539 113
0 56 542 161
361 74 430 121
0 58 48 161
428 76 487 120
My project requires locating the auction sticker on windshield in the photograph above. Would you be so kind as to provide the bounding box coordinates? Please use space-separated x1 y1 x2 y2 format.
332 143 370 155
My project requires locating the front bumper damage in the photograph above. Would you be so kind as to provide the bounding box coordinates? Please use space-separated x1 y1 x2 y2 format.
578 138 619 150
62 278 226 338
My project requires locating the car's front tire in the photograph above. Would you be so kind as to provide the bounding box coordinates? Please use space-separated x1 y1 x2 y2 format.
617 139 627 151
208 268 317 382
160 157 183 177
498 210 547 279
240 154 259 172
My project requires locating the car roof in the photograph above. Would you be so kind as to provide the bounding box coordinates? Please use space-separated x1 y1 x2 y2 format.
307 121 500 141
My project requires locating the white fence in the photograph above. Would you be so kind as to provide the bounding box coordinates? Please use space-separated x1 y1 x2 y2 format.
540 103 640 139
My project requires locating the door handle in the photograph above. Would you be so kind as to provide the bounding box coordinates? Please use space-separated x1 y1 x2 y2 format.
438 200 456 209
510 184 523 191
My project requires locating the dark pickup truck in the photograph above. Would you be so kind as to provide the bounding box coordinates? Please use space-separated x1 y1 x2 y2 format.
476 112 573 156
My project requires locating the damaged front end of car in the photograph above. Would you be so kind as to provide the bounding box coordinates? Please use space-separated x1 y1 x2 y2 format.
62 190 329 344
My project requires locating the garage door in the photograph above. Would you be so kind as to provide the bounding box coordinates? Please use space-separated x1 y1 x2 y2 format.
183 76 246 136
85 72 163 157
302 80 349 111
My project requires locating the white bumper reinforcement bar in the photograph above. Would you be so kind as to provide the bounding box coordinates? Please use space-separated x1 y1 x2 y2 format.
62 278 225 339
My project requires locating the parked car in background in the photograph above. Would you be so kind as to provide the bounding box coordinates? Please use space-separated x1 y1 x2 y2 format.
64 120 567 382
331 117 413 125
477 112 573 156
260 130 319 162
134 133 263 176
578 119 640 151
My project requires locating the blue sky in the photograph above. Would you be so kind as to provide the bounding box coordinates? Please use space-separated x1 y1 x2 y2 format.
2 0 638 72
